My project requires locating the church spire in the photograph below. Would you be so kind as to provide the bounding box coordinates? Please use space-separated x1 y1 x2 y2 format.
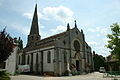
27 4 41 47
30 4 39 35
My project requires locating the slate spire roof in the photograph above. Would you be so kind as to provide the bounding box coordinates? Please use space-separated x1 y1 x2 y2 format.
29 4 39 35
26 4 41 47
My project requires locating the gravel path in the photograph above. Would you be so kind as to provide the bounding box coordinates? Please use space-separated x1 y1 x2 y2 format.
10 72 119 80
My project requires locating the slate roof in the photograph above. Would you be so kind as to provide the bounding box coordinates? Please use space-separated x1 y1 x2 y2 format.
20 31 66 52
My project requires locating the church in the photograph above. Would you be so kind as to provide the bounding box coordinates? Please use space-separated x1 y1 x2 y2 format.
17 4 94 76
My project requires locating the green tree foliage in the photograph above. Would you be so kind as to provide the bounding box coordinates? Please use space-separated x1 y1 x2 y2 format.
0 71 10 80
0 28 14 63
18 37 23 50
106 23 120 62
93 52 105 71
13 37 23 50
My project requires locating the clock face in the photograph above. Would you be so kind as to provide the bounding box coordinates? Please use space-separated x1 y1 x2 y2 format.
74 40 80 52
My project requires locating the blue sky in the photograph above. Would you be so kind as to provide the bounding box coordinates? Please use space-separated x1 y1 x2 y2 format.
0 0 120 56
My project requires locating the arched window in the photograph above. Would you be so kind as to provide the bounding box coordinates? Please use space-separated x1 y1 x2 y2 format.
47 51 51 63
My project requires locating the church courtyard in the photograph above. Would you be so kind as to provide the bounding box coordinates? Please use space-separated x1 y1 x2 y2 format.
10 72 117 80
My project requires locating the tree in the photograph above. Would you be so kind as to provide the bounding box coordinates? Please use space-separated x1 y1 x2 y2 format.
0 28 14 63
106 23 120 62
93 51 105 71
18 37 23 49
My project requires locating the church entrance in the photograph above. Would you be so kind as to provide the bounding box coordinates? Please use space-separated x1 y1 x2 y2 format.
73 40 81 71
76 60 80 71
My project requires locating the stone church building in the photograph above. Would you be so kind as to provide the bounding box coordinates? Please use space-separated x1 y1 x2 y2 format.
17 4 94 76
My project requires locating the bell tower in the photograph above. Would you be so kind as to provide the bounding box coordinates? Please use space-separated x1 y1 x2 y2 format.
27 4 41 47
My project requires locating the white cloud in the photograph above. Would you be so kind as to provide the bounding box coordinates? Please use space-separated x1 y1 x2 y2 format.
98 49 109 57
87 28 96 32
50 25 66 34
96 34 100 37
23 6 74 23
103 37 111 46
95 45 110 57
81 19 96 28
96 27 108 35
40 25 66 39
87 27 109 35
23 12 33 19
43 6 74 23
40 30 49 39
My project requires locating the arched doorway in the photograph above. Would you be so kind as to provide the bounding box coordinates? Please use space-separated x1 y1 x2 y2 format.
76 60 80 71
73 40 82 71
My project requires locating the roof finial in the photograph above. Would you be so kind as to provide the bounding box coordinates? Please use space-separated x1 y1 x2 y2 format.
75 20 77 28
67 23 70 31
81 29 83 33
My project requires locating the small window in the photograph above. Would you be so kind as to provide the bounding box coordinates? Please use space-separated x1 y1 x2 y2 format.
47 51 51 63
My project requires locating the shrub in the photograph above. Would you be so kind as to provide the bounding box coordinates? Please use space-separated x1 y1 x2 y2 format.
0 70 11 80
71 71 80 76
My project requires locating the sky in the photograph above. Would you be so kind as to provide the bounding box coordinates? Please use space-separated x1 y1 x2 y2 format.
0 0 120 57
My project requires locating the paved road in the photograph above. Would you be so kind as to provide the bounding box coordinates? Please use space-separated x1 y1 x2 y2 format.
10 72 119 80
